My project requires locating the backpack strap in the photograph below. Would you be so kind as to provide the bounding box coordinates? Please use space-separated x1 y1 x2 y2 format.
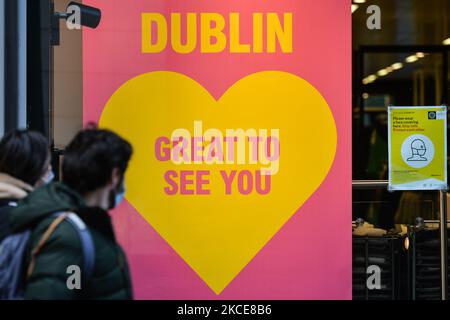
27 213 68 278
27 212 95 284
63 213 95 282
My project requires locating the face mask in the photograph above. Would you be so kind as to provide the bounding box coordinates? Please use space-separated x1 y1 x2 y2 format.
114 187 126 208
109 182 126 210
41 170 55 185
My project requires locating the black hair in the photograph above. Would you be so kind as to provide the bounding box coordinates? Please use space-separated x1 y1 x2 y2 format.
62 124 133 195
0 129 50 186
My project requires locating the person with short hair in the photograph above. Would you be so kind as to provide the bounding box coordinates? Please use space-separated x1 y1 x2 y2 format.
9 126 134 300
0 130 52 242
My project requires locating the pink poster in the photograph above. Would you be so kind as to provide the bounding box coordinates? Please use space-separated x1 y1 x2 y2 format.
83 0 351 299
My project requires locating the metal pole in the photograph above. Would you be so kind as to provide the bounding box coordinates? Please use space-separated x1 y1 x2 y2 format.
17 0 26 129
440 190 448 300
352 180 389 189
4 0 18 131
4 0 27 131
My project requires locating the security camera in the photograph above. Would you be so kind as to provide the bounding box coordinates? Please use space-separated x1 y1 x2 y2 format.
66 1 102 29
52 2 101 45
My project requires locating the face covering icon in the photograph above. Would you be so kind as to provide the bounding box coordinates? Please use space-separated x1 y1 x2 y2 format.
407 139 427 161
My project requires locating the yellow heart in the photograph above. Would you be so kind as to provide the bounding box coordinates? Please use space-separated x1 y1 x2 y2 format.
99 71 337 294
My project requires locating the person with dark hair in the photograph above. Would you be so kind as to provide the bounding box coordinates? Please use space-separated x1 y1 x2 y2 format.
8 126 133 300
0 130 52 242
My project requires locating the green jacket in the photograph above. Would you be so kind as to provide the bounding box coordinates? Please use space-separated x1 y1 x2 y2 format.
9 183 133 300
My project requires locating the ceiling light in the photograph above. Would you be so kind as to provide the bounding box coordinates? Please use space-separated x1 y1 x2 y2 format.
363 74 377 84
404 237 410 250
391 62 403 70
353 0 366 3
377 69 389 77
406 55 419 63
443 38 450 45
416 52 425 58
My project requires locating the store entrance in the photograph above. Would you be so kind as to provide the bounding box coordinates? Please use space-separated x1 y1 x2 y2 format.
352 45 450 300
353 45 449 229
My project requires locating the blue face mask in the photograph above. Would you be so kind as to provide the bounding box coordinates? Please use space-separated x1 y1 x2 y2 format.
114 187 126 208
111 182 126 209
41 170 55 185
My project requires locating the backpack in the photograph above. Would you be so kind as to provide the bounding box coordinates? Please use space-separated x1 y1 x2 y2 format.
0 211 95 300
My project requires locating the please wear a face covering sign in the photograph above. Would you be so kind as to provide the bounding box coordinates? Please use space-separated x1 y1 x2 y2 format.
388 106 448 191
